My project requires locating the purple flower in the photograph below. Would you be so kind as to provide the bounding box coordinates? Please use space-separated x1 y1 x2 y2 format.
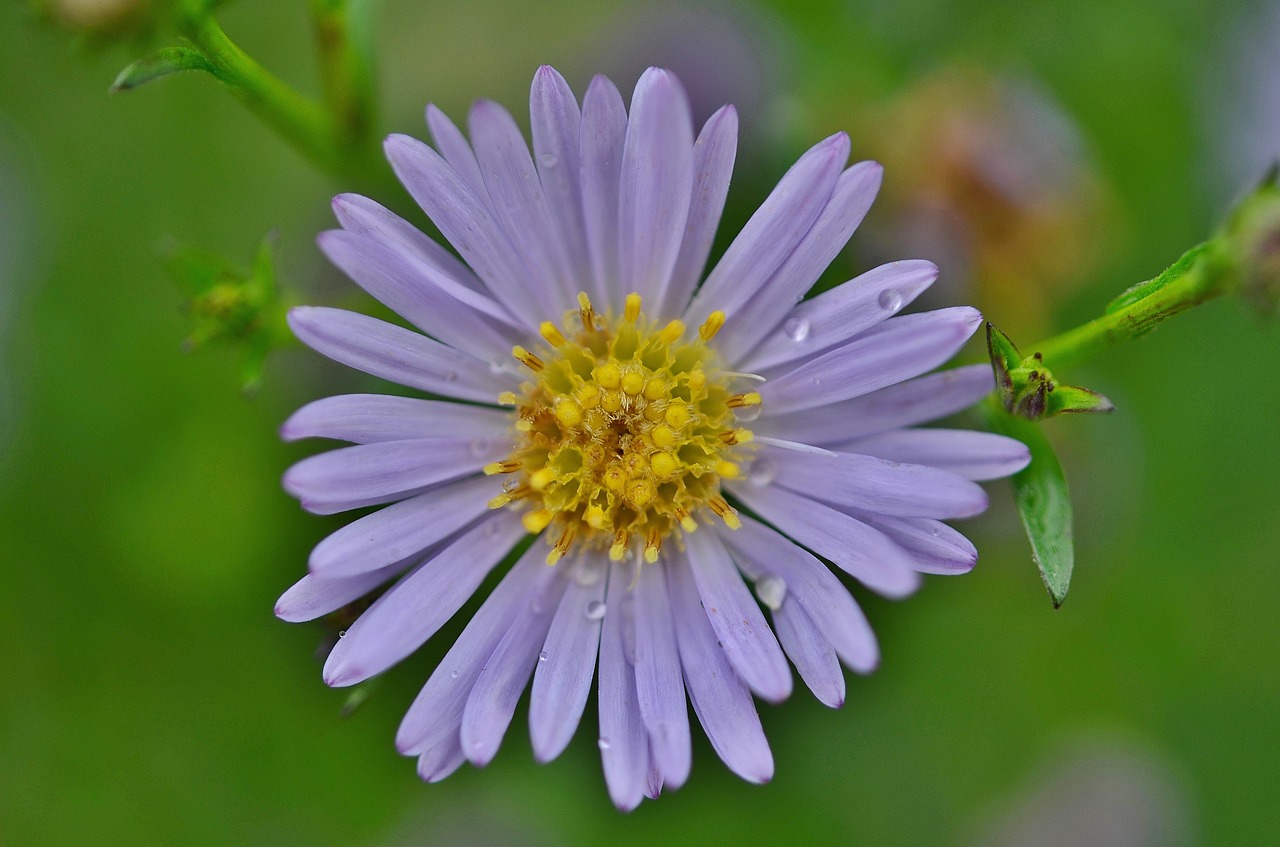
277 65 1030 809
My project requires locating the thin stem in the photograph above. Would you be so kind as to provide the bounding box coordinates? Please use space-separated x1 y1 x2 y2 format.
310 0 378 152
1029 241 1236 370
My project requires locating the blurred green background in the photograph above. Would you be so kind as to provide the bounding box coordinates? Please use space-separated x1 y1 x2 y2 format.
2 0 1278 844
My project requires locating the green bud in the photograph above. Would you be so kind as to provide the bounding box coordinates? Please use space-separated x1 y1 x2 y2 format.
986 323 1115 421
163 233 290 392
110 45 215 93
1218 167 1280 315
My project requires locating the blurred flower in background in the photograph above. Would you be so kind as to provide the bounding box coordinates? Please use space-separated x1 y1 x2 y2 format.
846 68 1112 337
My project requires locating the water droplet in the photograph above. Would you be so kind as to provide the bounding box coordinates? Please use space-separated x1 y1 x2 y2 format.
597 737 611 751
585 600 607 620
538 651 549 662
929 526 941 537
450 670 459 679
877 288 903 312
539 152 558 168
783 317 810 342
444 371 459 383
488 359 508 376
337 630 347 638
746 456 776 487
755 575 788 610
811 376 823 388
733 403 761 422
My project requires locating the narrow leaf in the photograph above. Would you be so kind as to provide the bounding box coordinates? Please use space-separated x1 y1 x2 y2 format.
110 47 216 94
984 402 1074 607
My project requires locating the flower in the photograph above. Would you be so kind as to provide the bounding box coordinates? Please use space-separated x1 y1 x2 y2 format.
276 65 1031 810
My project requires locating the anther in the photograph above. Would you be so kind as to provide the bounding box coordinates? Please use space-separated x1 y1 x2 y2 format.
546 524 577 565
529 468 556 491
726 391 762 409
643 376 667 401
657 320 685 345
651 424 677 448
698 310 726 340
554 398 583 428
523 508 554 533
664 402 691 429
718 428 754 446
585 505 607 530
512 345 544 372
487 484 529 510
688 369 707 391
577 292 596 331
709 496 741 529
539 322 567 348
624 293 641 323
715 460 741 479
621 369 646 396
595 362 621 389
644 529 662 564
609 531 630 561
650 451 678 478
626 477 656 507
483 459 523 475
498 391 518 406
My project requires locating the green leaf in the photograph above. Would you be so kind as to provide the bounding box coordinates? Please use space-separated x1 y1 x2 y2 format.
110 46 216 94
985 402 1075 607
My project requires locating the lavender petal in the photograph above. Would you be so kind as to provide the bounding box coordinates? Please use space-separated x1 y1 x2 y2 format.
579 75 628 311
834 428 1032 481
280 394 513 444
631 556 692 789
771 601 845 708
273 562 405 623
598 559 651 811
850 513 979 574
531 65 591 296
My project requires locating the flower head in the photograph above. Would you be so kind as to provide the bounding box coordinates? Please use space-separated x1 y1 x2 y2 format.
277 65 1030 809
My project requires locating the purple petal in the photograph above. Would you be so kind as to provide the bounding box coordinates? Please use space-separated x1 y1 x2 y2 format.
766 447 989 519
529 559 606 764
666 548 774 784
281 394 512 444
579 75 628 311
531 66 591 296
461 561 568 766
425 104 489 201
322 511 526 686
683 133 848 332
287 307 517 404
717 161 883 364
598 559 650 811
273 562 404 623
618 67 695 307
741 259 938 372
759 307 983 414
852 513 978 574
727 482 921 598
631 556 693 789
685 529 792 703
660 105 738 316
417 736 467 783
835 428 1031 481
718 517 879 673
396 543 551 755
771 601 845 708
754 363 995 445
469 99 576 310
308 474 500 577
384 133 544 324
332 192 486 295
284 436 508 514
319 228 521 357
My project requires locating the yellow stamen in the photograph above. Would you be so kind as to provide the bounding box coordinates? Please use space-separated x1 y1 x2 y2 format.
643 376 667 401
726 391 762 409
664 402 691 429
498 391 518 406
512 345 544 372
623 293 642 323
523 508 554 533
620 369 646 396
644 529 662 564
709 496 741 529
595 362 621 389
529 468 556 491
483 459 522 475
650 451 678 478
554 398 583 428
609 531 630 561
657 320 685 345
651 424 677 448
715 460 741 479
698 310 726 340
577 292 596 331
539 322 567 348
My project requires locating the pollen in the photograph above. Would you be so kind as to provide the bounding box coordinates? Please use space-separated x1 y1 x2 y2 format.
488 292 756 564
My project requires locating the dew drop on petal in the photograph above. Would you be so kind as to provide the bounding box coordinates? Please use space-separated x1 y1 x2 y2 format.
444 372 459 383
877 288 903 312
783 317 810 342
450 670 459 679
597 737 611 751
337 630 346 638
733 403 761 422
746 456 776 487
585 600 607 620
811 376 823 388
538 651 549 662
755 575 788 610
539 152 558 168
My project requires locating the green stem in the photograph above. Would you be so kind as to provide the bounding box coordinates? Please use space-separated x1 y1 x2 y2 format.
1030 240 1237 370
310 0 378 152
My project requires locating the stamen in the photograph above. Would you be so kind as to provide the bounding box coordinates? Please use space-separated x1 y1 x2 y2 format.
643 529 662 564
523 508 554 533
483 459 522 475
512 345 544 372
498 391 518 406
623 293 641 323
546 523 577 565
718 428 754 446
529 468 556 490
577 292 596 331
726 391 762 409
554 398 583 428
698 310 726 340
709 496 741 529
539 322 567 348
716 460 741 479
488 484 530 509
609 531 630 561
657 320 685 345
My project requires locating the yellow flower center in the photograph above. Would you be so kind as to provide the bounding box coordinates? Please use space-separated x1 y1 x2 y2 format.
486 293 759 565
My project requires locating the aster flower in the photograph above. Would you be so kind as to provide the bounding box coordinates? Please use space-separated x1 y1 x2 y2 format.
276 65 1030 809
